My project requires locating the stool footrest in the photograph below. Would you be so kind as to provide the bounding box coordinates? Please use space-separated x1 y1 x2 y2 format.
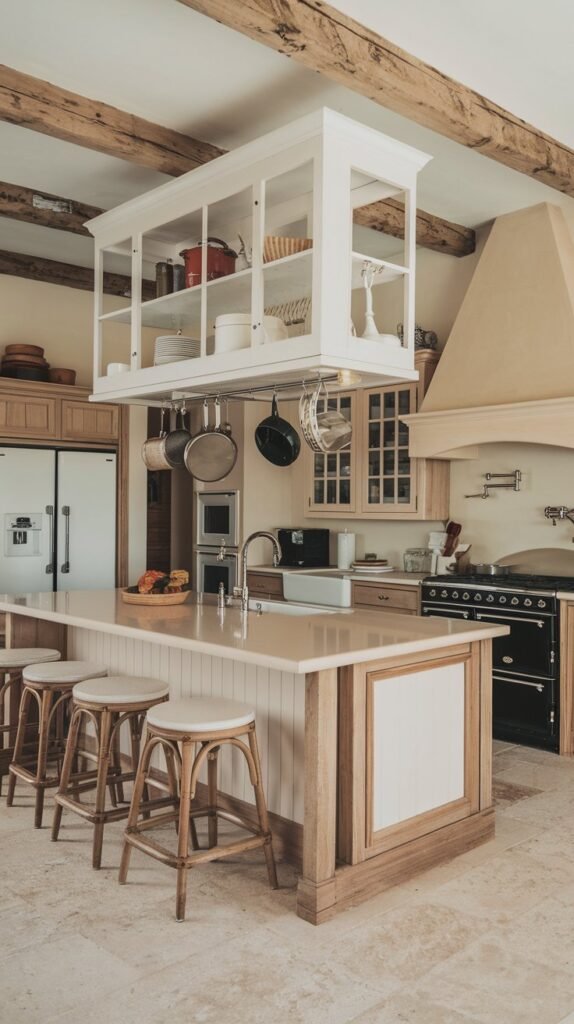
55 793 178 825
124 827 269 870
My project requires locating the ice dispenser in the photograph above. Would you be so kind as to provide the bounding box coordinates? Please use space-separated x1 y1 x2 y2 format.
4 513 43 557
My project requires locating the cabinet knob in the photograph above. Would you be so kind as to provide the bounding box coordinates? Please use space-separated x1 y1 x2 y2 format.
378 594 389 601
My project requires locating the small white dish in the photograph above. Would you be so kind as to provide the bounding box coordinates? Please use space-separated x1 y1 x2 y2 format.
106 362 130 376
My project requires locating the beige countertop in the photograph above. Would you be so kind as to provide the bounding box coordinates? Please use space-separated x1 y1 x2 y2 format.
249 566 427 586
0 589 507 674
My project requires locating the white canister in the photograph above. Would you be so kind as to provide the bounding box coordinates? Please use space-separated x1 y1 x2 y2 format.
214 313 288 353
337 530 356 570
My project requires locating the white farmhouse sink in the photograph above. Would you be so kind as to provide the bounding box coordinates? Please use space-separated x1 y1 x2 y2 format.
248 598 338 616
282 572 352 608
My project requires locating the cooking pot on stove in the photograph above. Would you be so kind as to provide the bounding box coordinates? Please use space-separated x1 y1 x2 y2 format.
179 238 237 288
470 562 518 576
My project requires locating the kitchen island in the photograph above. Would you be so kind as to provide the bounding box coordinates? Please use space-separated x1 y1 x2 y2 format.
0 589 507 924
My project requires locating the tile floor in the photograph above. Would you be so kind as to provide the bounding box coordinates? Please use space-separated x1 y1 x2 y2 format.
2 740 574 1023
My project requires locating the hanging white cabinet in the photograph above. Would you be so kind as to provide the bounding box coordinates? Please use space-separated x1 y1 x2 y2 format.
87 108 431 405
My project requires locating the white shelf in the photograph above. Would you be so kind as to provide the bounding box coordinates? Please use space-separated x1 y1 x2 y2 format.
351 252 409 288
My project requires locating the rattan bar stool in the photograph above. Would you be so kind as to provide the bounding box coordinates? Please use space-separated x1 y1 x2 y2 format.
119 697 278 921
7 661 107 827
52 675 173 868
0 648 61 795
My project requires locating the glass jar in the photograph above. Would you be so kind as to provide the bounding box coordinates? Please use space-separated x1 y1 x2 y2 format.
403 547 433 573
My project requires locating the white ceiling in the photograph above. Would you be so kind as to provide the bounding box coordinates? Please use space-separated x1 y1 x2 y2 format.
2 0 574 270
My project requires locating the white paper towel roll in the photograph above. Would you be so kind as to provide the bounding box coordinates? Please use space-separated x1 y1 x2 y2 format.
337 530 356 570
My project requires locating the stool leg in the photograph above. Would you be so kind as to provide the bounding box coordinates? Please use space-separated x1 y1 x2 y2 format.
248 728 278 890
33 688 55 828
119 729 156 885
92 708 112 869
6 686 33 807
111 714 125 804
207 747 219 849
175 738 194 922
52 706 83 842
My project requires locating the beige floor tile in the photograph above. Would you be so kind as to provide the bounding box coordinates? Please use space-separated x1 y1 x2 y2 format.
0 933 140 1024
495 759 574 792
320 900 482 1000
416 847 566 926
349 991 484 1023
413 936 574 1024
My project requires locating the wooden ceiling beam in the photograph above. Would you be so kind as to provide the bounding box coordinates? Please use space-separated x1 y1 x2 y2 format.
0 64 224 176
0 249 155 300
0 176 474 257
177 0 574 198
0 180 101 235
0 65 474 257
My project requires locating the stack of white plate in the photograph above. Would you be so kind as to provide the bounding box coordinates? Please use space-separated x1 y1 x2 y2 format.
154 335 200 365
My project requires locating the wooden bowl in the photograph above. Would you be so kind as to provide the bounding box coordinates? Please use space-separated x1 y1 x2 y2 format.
263 236 312 263
5 344 45 357
48 368 77 386
121 587 191 606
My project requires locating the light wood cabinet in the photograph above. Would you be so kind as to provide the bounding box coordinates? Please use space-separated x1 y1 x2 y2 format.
352 581 420 615
0 392 57 440
246 571 285 601
61 400 119 442
305 351 449 521
0 380 120 445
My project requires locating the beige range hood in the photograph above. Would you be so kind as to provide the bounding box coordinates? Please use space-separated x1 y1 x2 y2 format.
403 203 574 459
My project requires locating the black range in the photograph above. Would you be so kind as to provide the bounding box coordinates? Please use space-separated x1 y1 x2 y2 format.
421 573 574 752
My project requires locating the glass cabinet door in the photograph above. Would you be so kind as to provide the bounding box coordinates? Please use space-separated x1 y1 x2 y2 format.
307 392 356 513
362 383 417 513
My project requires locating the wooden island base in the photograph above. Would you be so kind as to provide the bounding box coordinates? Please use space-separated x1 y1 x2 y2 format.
2 598 501 926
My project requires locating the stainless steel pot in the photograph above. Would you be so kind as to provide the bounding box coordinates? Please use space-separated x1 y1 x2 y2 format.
470 563 517 576
184 399 238 482
141 408 172 470
163 406 192 468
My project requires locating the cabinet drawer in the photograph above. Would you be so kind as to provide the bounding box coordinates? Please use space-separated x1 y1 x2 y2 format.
0 395 57 439
352 583 419 613
61 401 119 442
246 572 284 599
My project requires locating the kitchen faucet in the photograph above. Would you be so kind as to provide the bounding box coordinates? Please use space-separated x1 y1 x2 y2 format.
234 531 282 612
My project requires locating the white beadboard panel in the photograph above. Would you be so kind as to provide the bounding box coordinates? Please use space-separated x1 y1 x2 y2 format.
372 662 465 832
68 626 305 824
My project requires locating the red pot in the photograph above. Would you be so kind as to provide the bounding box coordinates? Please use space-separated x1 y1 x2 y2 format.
179 237 237 288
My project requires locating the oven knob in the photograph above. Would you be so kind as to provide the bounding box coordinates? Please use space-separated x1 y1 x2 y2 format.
486 594 495 603
462 592 470 601
537 599 547 608
524 598 532 607
499 595 507 604
474 594 482 602
451 591 459 599
429 589 436 597
511 597 519 606
440 590 448 598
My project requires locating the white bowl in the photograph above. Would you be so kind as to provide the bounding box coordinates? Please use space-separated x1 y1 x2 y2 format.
106 362 130 376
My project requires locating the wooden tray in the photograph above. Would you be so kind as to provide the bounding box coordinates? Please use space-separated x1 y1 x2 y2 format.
121 588 190 606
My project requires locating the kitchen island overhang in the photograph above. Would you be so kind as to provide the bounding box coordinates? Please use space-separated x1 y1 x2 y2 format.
0 590 507 925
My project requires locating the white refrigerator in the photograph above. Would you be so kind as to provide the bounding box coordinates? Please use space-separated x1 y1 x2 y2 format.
0 446 117 592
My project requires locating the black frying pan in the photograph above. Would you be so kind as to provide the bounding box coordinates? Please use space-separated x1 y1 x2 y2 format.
255 395 300 467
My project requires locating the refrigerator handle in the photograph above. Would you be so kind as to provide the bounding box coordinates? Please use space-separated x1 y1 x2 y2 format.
45 505 55 574
61 506 70 574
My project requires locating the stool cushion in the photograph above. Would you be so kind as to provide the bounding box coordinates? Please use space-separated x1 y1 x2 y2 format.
73 675 169 705
0 648 61 670
23 661 108 685
147 697 255 733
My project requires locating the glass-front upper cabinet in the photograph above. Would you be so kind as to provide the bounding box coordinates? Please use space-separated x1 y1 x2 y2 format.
362 383 417 513
307 392 357 513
